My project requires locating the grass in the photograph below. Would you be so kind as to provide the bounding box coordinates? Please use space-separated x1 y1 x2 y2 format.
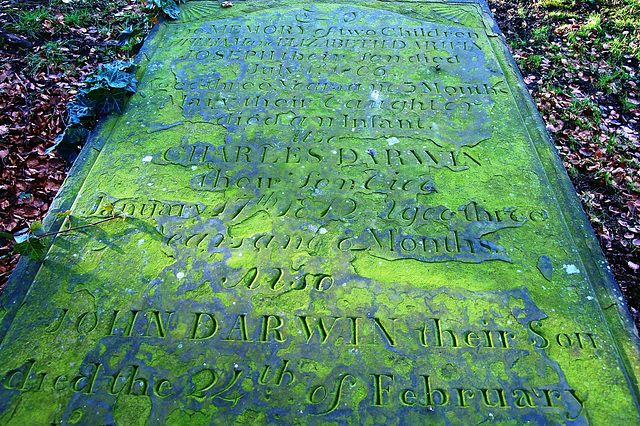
65 8 95 27
508 36 528 52
22 52 46 75
1 0 152 78
7 7 54 38
621 96 638 112
497 0 639 232
548 11 580 19
535 0 576 9
568 97 602 127
596 69 630 94
596 169 616 188
529 53 543 67
40 40 67 62
611 0 640 29
610 34 640 62
565 0 640 62
627 181 640 193
532 25 551 43
604 132 620 154
567 135 582 152
579 13 604 37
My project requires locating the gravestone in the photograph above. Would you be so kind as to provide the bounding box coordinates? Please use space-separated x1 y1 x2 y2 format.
1 0 640 423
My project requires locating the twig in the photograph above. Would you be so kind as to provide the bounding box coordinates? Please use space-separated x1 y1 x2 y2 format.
37 216 119 238
0 29 33 49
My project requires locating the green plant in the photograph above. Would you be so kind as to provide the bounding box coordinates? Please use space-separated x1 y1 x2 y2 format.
566 96 602 127
621 96 638 112
117 25 148 55
626 181 640 193
528 54 543 68
567 135 582 152
549 11 579 20
611 0 640 28
0 207 124 260
532 25 551 43
64 8 94 27
148 0 188 20
7 7 54 38
22 51 45 75
610 34 640 61
605 132 620 154
580 191 597 209
508 35 527 51
0 223 46 260
82 59 138 115
567 32 588 54
40 40 67 64
567 164 579 178
536 0 575 9
595 169 616 188
595 69 628 94
47 60 138 163
579 13 603 36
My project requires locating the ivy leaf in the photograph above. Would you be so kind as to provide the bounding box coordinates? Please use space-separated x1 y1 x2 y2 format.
88 90 127 116
55 60 138 165
13 238 46 260
47 126 91 164
117 26 144 46
85 60 137 90
66 98 95 126
162 2 181 19
108 72 136 90
148 0 186 19
30 221 45 236
125 78 138 94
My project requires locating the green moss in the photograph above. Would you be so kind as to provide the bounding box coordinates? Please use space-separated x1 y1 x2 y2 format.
0 1 637 424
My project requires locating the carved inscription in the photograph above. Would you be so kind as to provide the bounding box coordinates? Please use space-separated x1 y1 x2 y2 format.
157 6 500 153
0 359 586 420
42 306 600 354
153 137 483 170
2 302 596 421
2 3 630 424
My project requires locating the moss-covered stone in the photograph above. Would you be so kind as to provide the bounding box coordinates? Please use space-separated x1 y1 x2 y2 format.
0 0 639 424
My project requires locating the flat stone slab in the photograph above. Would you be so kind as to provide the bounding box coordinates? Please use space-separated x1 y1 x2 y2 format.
1 1 640 424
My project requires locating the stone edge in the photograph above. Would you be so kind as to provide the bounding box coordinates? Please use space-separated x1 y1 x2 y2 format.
0 22 165 346
0 0 638 412
477 0 640 410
